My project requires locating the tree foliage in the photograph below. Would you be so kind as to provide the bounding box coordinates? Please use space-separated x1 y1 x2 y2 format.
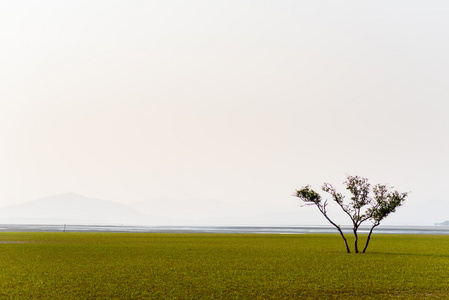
295 175 408 253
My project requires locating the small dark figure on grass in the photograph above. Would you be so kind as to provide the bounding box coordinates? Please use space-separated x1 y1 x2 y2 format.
295 175 408 253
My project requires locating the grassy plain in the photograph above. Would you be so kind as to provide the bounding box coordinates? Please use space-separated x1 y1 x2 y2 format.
0 232 448 299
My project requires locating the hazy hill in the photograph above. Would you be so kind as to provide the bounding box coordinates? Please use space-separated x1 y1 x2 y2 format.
0 193 164 225
0 194 308 226
436 220 449 226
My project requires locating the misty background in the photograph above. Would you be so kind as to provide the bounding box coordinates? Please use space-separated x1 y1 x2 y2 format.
1 1 448 226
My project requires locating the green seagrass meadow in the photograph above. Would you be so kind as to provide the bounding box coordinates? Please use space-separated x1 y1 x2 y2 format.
0 233 448 299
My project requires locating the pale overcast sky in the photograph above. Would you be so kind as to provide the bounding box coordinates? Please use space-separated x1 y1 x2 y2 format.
1 1 448 225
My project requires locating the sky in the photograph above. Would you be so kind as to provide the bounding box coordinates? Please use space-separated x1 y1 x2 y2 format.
1 1 448 225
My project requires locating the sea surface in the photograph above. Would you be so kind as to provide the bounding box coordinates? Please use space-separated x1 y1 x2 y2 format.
0 224 449 235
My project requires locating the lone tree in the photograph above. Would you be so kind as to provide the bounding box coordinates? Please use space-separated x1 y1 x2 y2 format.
295 175 408 253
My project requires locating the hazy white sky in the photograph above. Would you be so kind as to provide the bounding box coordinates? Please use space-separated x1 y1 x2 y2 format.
1 1 448 225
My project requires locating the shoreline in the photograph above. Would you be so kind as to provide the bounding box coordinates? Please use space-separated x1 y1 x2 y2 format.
0 224 448 235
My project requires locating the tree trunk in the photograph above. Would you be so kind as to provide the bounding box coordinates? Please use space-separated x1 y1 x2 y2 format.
353 227 359 253
317 206 351 253
322 213 351 253
336 226 351 253
362 224 378 253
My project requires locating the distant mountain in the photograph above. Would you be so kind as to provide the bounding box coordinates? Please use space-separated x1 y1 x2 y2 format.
436 220 449 226
0 193 165 225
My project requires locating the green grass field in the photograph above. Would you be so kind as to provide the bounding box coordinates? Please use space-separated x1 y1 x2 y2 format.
0 232 448 299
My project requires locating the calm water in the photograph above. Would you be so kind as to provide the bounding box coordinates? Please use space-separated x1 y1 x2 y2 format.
0 224 449 235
